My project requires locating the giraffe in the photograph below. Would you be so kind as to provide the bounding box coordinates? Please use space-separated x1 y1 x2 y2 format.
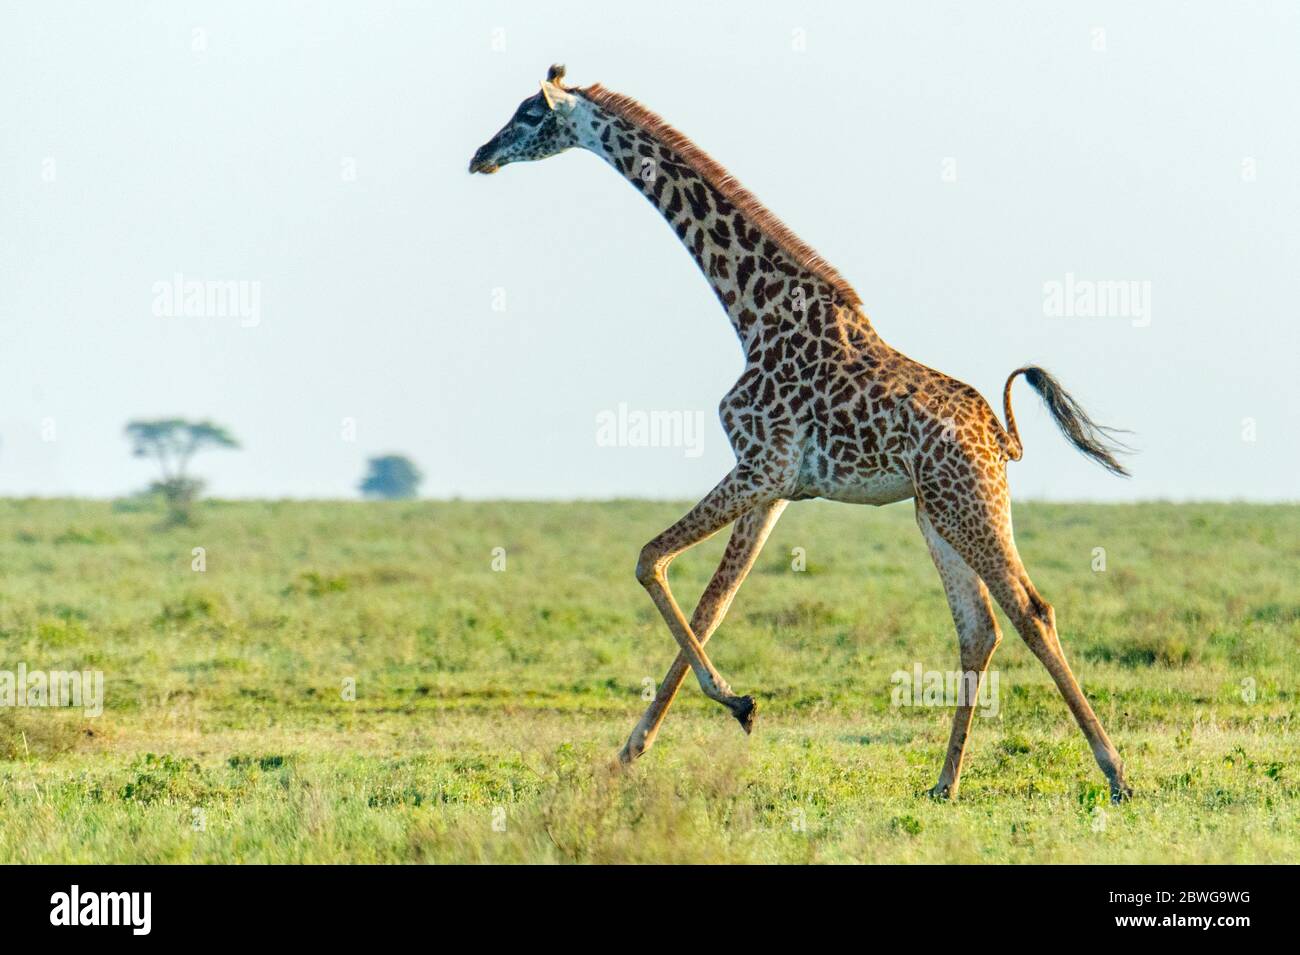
470 65 1134 802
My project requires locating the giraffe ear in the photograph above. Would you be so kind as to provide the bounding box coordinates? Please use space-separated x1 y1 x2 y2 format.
539 72 575 113
540 63 569 110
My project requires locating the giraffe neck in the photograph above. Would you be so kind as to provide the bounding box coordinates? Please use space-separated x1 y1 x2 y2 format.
573 89 879 357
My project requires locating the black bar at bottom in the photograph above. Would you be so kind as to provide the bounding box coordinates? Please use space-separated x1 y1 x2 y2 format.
0 863 1282 939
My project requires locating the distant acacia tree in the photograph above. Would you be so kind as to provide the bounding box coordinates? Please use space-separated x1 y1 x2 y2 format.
125 418 239 524
359 455 423 500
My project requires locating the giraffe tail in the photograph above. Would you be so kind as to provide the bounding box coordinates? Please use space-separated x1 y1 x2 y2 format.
1002 366 1132 477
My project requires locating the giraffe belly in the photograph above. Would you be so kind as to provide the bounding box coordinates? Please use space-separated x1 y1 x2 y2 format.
793 445 916 505
817 472 916 506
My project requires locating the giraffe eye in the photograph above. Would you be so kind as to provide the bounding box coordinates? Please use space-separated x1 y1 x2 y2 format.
514 99 549 127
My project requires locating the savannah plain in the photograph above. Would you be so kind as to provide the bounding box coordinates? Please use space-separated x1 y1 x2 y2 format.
0 498 1295 863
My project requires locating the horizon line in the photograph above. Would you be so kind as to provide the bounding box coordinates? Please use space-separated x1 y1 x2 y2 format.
0 494 1294 507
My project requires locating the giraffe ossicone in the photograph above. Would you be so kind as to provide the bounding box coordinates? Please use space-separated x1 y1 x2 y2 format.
470 66 1134 802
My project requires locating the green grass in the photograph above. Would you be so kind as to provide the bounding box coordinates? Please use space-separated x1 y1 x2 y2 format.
0 498 1296 863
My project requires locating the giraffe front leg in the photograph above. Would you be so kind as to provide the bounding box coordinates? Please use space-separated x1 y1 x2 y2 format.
620 500 788 764
634 467 784 734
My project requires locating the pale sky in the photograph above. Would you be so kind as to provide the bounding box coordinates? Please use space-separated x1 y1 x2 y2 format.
2 1 1297 501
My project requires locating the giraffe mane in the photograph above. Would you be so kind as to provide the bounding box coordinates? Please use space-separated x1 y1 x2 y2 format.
577 84 863 309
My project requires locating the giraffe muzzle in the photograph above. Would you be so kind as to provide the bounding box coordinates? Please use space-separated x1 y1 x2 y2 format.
468 144 501 175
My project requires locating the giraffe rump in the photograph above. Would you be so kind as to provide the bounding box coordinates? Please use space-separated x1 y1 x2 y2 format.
1003 366 1132 477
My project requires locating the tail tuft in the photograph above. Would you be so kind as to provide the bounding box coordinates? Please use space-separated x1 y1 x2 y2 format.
1003 366 1132 477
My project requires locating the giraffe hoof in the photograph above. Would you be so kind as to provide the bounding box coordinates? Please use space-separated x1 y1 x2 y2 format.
730 695 758 735
925 784 954 801
1110 782 1134 804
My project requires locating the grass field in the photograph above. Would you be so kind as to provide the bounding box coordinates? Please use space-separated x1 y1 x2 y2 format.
0 498 1295 863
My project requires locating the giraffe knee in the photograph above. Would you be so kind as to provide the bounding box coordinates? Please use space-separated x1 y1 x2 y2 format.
1028 594 1055 632
635 543 666 586
1015 592 1059 648
961 622 1001 668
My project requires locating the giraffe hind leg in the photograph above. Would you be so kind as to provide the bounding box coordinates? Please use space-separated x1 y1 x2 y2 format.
920 483 1132 802
915 505 1002 800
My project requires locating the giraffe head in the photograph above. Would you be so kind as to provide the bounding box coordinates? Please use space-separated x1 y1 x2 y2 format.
469 65 583 174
